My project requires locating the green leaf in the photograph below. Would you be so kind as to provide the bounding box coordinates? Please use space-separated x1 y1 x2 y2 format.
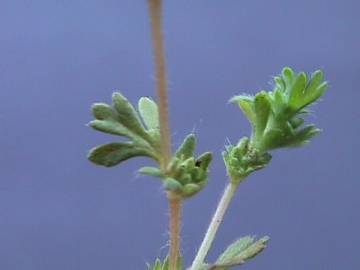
88 94 163 171
195 152 213 170
289 117 304 129
287 125 321 147
288 69 328 111
273 76 285 92
273 89 286 113
112 92 149 140
147 256 183 270
147 258 162 270
90 103 133 137
304 81 328 107
212 236 270 270
232 67 327 152
305 70 324 96
216 236 256 264
89 119 131 137
88 142 154 167
163 178 183 192
162 257 169 270
282 67 295 92
91 103 114 119
139 166 164 178
175 134 196 159
183 183 201 197
289 72 307 109
253 92 272 135
230 95 255 124
138 97 160 130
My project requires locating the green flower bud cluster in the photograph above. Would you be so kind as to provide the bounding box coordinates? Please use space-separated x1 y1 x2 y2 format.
230 67 328 153
140 134 213 198
223 137 271 183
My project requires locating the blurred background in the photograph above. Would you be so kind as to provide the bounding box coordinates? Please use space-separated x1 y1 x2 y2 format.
0 0 359 269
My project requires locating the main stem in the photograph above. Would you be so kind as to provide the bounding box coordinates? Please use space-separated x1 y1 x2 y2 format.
190 183 239 270
148 1 181 269
168 193 182 269
148 0 171 166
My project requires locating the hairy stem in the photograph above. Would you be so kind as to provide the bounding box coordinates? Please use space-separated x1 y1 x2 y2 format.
168 193 182 269
190 182 239 270
148 1 181 269
148 0 171 168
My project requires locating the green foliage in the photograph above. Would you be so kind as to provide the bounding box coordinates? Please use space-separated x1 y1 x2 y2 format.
230 67 328 153
89 142 155 167
140 134 213 198
209 236 270 270
87 67 327 270
138 166 165 178
147 256 183 270
88 93 161 167
223 137 271 183
138 97 160 130
88 94 212 198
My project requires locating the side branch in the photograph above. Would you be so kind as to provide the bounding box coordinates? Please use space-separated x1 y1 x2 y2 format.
191 183 239 270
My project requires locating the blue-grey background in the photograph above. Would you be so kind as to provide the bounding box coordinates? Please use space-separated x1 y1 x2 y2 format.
0 1 359 269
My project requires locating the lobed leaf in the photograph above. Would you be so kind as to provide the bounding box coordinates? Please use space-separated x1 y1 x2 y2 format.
211 236 270 270
231 67 327 152
112 93 150 140
90 103 133 137
88 142 154 167
88 93 162 170
216 236 255 264
138 97 159 130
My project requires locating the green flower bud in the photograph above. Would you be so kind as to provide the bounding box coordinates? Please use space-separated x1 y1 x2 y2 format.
164 134 213 199
223 137 272 183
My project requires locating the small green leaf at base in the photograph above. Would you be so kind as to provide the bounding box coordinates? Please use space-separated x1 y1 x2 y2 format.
210 235 270 270
147 256 183 270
